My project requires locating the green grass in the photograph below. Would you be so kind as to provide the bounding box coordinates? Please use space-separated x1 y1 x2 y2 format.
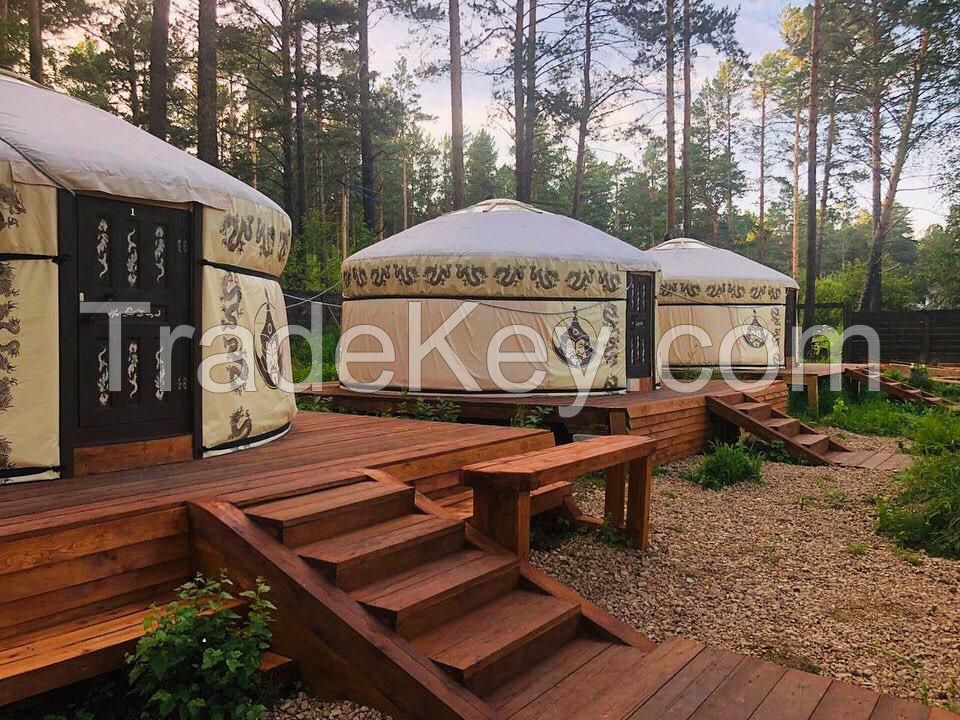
684 442 763 490
290 331 338 383
876 452 960 559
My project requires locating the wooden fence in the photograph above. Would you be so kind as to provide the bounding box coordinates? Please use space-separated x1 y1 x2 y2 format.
845 309 960 365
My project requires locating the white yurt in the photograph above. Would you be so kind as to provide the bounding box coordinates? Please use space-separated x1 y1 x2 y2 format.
0 70 295 482
338 199 661 394
648 238 799 370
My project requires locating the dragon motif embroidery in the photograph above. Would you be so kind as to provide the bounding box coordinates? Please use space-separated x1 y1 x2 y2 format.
706 282 746 300
0 340 19 374
393 264 420 286
602 302 621 367
0 263 14 296
96 346 109 406
126 225 139 287
530 266 559 290
371 266 392 287
0 261 17 472
96 218 110 279
0 182 25 230
659 281 701 299
228 406 253 441
0 377 16 413
220 272 243 326
224 336 249 395
565 269 596 292
219 213 254 253
155 349 167 401
349 266 368 288
494 266 525 288
154 226 166 281
455 264 487 287
424 264 452 287
255 218 276 258
277 229 291 265
127 340 139 399
597 270 621 293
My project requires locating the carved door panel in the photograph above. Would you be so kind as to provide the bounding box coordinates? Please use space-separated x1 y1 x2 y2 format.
625 272 654 379
76 197 192 440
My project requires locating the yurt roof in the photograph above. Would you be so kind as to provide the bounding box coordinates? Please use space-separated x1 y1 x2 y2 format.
0 70 282 213
648 238 798 288
346 198 660 272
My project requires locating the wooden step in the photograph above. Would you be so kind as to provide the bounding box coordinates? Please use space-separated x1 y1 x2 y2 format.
353 549 519 638
297 514 464 591
763 417 800 437
795 433 830 453
734 402 772 420
247 482 415 547
412 590 580 695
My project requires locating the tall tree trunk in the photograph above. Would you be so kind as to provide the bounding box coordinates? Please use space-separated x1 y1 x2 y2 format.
860 29 929 312
314 32 325 220
197 0 218 164
520 0 537 202
791 100 801 279
148 0 170 140
402 157 409 229
279 0 295 221
358 0 376 232
802 0 820 335
449 0 466 209
247 89 258 190
127 44 141 126
513 0 525 199
294 17 307 235
725 91 733 246
570 0 591 220
757 85 767 262
1 0 9 64
27 0 41 82
664 0 676 238
816 88 837 276
681 0 691 236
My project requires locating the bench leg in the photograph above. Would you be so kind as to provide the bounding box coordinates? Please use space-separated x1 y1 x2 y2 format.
806 376 820 416
604 464 626 528
626 457 652 550
470 486 531 561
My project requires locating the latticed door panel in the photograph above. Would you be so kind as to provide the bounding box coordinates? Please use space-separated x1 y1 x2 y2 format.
625 273 653 379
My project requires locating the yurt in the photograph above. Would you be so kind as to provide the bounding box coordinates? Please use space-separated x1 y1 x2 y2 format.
338 199 661 394
0 70 295 483
648 238 799 370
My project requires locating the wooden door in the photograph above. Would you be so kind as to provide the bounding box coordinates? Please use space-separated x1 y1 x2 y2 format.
625 272 654 379
75 197 192 443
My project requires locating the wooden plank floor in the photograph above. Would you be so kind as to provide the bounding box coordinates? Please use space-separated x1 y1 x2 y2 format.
0 413 552 543
300 380 790 464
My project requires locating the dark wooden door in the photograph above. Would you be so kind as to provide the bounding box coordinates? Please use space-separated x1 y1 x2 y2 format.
76 197 192 442
625 272 654 379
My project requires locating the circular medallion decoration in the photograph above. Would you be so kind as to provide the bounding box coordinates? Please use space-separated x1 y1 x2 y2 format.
552 308 596 369
254 295 283 389
743 309 769 349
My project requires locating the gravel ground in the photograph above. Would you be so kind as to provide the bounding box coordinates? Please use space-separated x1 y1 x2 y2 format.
534 430 960 711
269 429 959 717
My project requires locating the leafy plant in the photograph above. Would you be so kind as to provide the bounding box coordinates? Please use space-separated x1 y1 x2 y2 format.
876 452 960 559
296 395 333 413
595 516 630 547
908 364 932 391
128 573 275 720
683 442 763 490
910 413 960 456
394 388 461 423
511 405 553 429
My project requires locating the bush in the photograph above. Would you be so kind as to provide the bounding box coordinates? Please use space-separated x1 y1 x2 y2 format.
825 396 922 437
511 405 553 429
911 413 960 456
128 573 275 720
684 442 763 490
876 452 960 559
290 331 338 384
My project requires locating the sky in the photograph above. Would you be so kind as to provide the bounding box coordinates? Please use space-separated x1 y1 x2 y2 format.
367 0 946 235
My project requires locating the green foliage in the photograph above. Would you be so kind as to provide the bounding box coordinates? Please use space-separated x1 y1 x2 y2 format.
395 390 460 423
127 573 274 720
595 516 630 547
918 209 960 309
739 437 807 465
876 453 960 559
908 364 932 390
910 414 960 456
684 442 763 490
289 331 338 384
825 396 922 437
511 405 554 429
296 395 333 412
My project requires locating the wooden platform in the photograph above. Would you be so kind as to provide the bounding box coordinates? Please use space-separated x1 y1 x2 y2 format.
0 412 949 719
299 380 789 465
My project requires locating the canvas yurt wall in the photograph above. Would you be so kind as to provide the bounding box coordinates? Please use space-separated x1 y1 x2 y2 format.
0 70 295 482
648 238 799 370
338 199 661 394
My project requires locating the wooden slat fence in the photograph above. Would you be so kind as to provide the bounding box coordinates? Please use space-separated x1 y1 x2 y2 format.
845 309 960 365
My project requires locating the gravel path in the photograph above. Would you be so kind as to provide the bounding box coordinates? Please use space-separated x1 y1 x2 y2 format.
270 430 959 717
534 431 960 711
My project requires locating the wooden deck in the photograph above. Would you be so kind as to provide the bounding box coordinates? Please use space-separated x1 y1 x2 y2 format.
0 411 950 719
299 380 789 465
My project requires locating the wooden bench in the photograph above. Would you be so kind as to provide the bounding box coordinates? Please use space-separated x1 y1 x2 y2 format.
462 435 657 560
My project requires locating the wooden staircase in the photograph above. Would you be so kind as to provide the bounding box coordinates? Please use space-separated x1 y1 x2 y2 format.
845 367 960 411
706 392 909 470
187 472 950 720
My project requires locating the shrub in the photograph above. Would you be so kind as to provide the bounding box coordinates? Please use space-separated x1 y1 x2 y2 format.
128 573 275 720
876 452 960 559
825 396 922 437
908 364 932 391
911 413 960 456
511 405 553 429
684 442 763 490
